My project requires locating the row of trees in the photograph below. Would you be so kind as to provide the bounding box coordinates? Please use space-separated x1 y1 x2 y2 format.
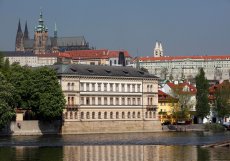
0 53 65 129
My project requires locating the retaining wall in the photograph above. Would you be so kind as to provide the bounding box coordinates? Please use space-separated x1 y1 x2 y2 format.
62 120 162 134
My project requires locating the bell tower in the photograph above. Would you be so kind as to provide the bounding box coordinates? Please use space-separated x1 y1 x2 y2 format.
153 41 163 57
34 10 48 54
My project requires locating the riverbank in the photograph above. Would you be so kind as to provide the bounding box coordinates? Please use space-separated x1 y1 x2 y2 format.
0 121 208 136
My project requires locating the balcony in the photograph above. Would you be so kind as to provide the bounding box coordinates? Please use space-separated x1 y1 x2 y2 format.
146 105 157 111
65 105 79 111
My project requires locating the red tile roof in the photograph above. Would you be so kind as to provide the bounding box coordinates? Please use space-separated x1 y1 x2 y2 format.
166 82 197 94
138 55 230 62
59 49 131 60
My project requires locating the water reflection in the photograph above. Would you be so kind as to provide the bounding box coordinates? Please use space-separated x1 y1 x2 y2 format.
63 145 197 161
1 145 230 161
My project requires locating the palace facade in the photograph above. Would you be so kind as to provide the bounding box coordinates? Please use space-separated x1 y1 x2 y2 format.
134 55 230 80
53 64 161 133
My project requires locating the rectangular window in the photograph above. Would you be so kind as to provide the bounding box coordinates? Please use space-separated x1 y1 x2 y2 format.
127 84 130 92
110 97 113 105
137 84 141 92
122 97 125 105
132 84 135 92
110 83 113 91
104 83 107 91
81 97 84 105
128 98 131 105
132 98 136 105
104 97 107 105
116 97 119 105
121 84 125 92
86 97 90 105
92 83 95 91
86 83 89 91
98 83 101 91
92 97 95 105
137 98 141 105
80 83 84 91
98 97 101 105
116 83 119 92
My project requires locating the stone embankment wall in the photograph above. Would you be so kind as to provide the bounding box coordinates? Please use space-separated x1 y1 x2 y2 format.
0 121 61 135
62 120 162 134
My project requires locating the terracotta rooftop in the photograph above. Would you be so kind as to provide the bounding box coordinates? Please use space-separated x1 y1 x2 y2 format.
59 49 131 60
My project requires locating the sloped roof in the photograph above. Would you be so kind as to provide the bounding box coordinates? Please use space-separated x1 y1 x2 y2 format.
166 82 197 94
56 36 86 46
2 51 35 57
52 64 158 78
60 49 131 60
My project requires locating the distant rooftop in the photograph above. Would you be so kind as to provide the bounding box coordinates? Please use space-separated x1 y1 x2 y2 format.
52 64 158 79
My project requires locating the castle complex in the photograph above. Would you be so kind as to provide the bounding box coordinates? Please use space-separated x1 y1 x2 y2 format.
15 11 90 54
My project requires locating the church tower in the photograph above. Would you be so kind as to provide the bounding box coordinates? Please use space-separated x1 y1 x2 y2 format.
34 10 48 54
15 19 24 51
51 23 58 53
23 21 29 41
153 41 163 57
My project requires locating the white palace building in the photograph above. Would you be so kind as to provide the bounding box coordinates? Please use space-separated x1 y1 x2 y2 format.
134 42 230 80
53 64 161 133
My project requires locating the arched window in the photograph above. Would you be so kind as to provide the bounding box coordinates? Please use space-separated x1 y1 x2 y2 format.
70 111 73 119
147 85 149 92
81 112 84 119
72 83 74 91
127 112 131 118
149 112 152 118
104 112 107 119
67 83 70 90
98 112 101 119
132 112 135 118
153 112 156 118
137 112 141 118
92 112 95 119
65 112 68 119
75 112 78 119
122 112 125 119
86 112 90 119
110 112 113 119
145 112 148 118
116 112 119 119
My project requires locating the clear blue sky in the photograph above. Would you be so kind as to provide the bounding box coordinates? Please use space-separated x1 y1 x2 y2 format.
0 0 230 57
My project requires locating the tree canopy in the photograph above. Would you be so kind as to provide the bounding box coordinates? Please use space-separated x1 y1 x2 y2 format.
195 68 210 120
0 56 65 128
215 80 230 119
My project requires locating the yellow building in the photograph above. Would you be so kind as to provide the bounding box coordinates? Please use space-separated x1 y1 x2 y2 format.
158 90 178 124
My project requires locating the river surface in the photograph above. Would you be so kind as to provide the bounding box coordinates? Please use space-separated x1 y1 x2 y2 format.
0 132 230 161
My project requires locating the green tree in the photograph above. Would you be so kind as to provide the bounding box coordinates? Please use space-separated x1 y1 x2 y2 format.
0 72 15 129
215 80 230 119
170 86 193 122
195 68 210 121
30 67 65 121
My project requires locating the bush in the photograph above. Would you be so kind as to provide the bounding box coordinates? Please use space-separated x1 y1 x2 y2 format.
204 123 225 132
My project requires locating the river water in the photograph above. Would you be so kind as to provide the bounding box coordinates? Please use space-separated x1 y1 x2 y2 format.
0 132 230 161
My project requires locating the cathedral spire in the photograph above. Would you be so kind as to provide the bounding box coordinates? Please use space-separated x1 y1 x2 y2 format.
17 19 22 33
24 21 29 40
54 22 57 38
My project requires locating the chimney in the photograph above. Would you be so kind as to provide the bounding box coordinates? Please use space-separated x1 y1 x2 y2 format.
118 51 126 66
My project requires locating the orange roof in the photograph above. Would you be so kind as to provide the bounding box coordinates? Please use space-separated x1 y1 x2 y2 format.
166 82 197 94
59 49 131 60
138 55 230 62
